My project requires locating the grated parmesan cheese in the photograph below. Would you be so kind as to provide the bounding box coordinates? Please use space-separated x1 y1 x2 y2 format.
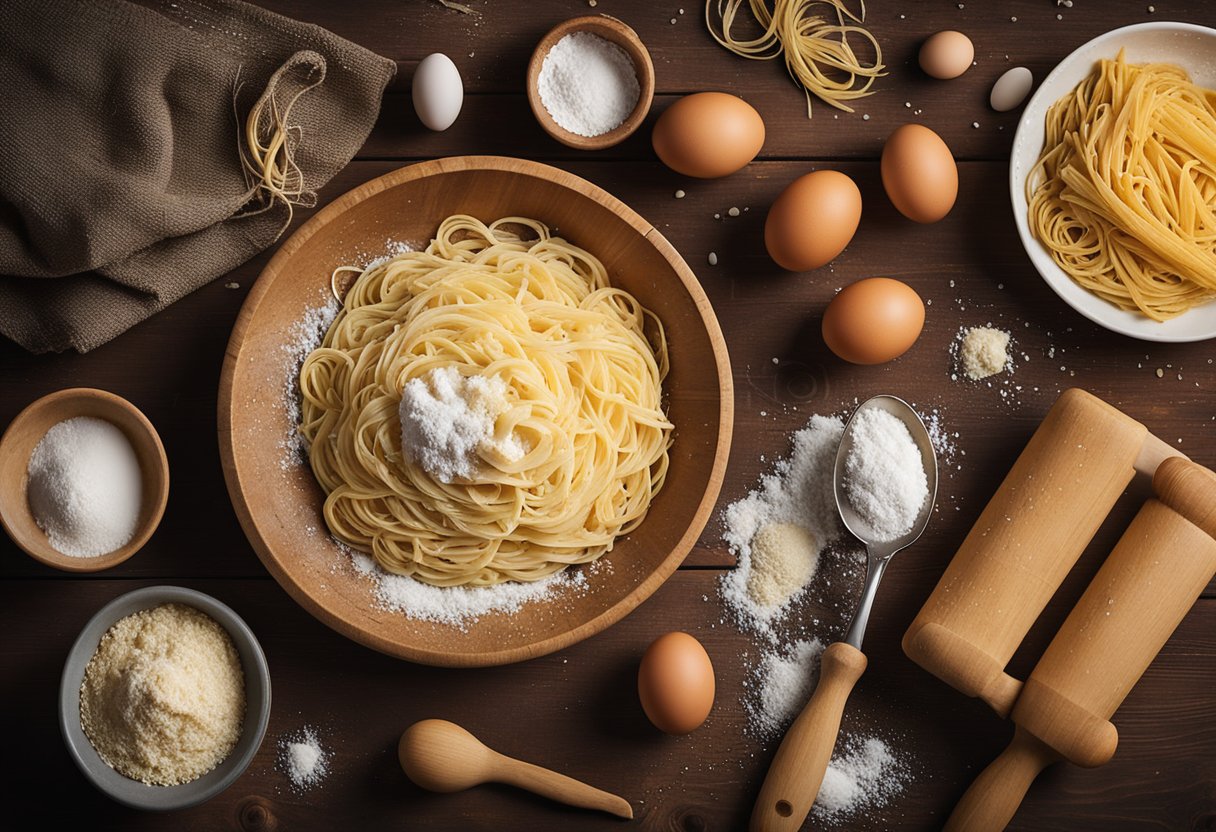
79 604 245 786
746 523 820 609
960 326 1011 380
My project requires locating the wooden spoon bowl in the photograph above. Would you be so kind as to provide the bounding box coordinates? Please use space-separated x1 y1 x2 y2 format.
527 15 655 150
0 388 169 572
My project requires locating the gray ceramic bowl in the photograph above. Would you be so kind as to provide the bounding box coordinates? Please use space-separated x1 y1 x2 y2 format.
60 586 271 810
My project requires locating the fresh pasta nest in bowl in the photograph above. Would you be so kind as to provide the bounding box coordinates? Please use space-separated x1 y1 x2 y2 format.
301 215 672 588
1011 22 1216 342
220 157 732 666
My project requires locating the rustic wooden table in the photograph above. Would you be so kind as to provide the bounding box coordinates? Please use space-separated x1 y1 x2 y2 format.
3 1 1214 829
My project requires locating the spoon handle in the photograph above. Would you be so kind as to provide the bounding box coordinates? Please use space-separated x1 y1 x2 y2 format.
749 641 868 832
493 755 633 819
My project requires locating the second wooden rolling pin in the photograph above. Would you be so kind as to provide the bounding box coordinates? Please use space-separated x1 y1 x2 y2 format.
943 456 1216 831
902 388 1183 715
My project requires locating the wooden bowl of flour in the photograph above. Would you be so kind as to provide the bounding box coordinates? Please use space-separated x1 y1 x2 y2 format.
219 156 732 667
0 388 169 572
526 15 655 150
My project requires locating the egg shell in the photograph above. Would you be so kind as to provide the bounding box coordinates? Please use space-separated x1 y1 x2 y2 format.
822 277 925 364
637 631 715 734
413 53 464 131
765 170 862 271
990 66 1034 112
881 124 958 224
919 30 975 80
652 92 765 179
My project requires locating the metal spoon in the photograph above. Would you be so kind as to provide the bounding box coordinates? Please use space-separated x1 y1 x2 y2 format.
750 395 938 832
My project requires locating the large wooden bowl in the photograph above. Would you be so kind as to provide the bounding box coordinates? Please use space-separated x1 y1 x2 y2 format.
219 156 732 667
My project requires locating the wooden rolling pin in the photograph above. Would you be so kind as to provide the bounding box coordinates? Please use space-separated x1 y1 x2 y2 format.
903 388 1183 716
944 457 1216 831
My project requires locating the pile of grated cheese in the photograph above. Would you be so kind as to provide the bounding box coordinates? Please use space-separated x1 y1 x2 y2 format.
79 603 245 786
959 326 1011 380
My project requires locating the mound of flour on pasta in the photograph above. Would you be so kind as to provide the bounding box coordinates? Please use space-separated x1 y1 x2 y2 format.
399 367 527 482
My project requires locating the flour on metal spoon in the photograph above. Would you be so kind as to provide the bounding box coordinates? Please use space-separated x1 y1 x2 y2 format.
844 407 928 542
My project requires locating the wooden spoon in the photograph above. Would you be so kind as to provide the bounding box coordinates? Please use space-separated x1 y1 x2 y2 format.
398 719 633 820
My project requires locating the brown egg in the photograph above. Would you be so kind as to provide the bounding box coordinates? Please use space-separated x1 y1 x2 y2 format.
822 277 925 364
881 124 958 223
637 632 715 734
764 170 862 272
652 92 765 179
919 30 975 80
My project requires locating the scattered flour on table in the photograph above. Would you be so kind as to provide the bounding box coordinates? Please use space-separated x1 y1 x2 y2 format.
920 404 962 473
720 415 845 634
277 726 329 792
814 735 911 821
747 637 825 738
718 408 920 811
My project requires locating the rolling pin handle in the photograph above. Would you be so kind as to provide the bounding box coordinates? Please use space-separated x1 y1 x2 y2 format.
903 622 1023 718
943 726 1060 832
978 672 1023 720
1133 431 1187 479
1153 456 1216 539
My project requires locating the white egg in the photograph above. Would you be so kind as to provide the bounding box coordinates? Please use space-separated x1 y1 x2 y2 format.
990 67 1034 112
412 53 463 131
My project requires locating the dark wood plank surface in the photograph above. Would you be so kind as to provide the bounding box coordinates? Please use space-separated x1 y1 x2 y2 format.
3 1 1215 830
5 576 1215 831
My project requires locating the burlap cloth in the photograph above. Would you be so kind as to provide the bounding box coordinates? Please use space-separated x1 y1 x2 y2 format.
0 0 395 353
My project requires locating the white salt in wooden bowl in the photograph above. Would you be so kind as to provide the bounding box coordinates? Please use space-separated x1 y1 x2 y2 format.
526 15 655 150
219 156 733 667
0 388 169 572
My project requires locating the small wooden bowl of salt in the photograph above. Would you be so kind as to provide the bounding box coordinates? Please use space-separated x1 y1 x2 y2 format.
527 15 655 150
0 388 169 572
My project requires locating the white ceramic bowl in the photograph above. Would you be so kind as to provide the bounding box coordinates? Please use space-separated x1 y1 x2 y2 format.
1010 21 1216 342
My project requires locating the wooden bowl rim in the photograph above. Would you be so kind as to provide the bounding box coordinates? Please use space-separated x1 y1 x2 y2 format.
526 15 656 151
218 155 734 666
0 387 169 573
